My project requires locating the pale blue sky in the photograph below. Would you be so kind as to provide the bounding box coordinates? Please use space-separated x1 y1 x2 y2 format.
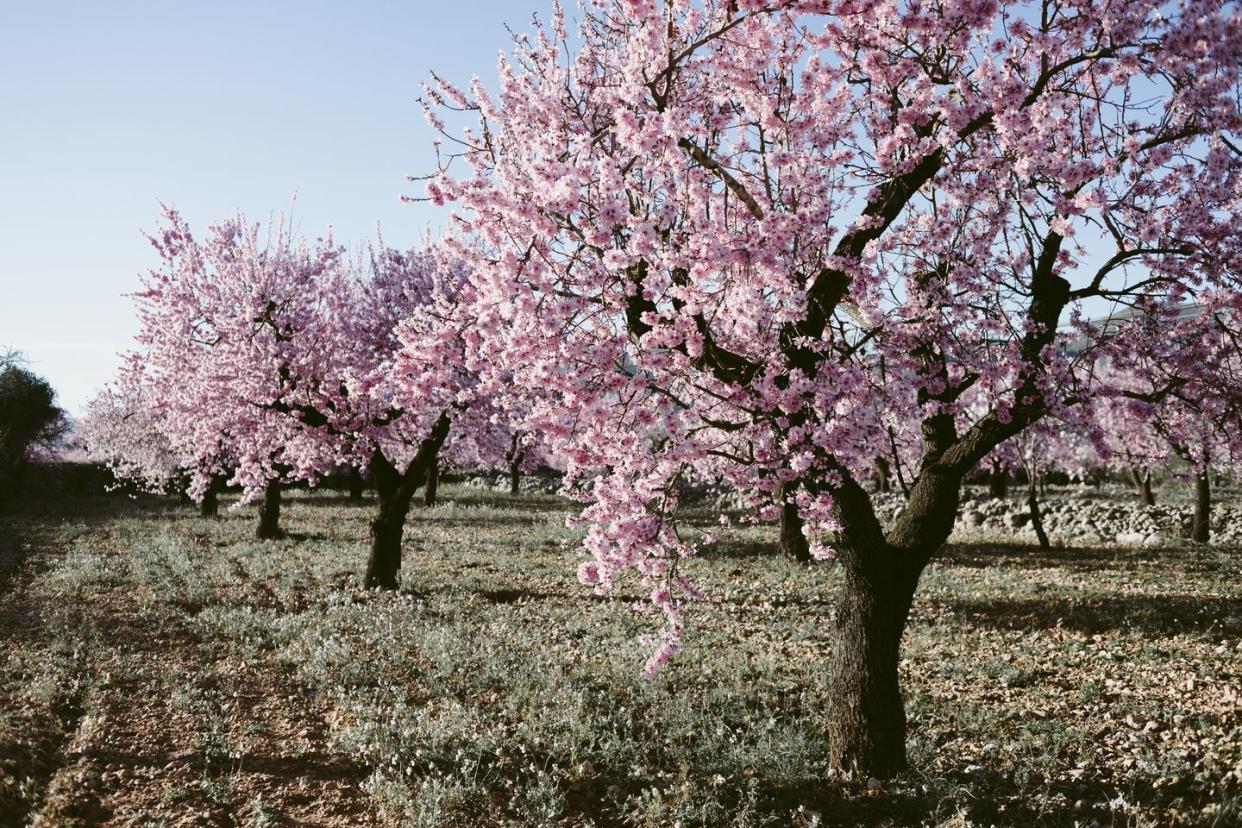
0 1 554 415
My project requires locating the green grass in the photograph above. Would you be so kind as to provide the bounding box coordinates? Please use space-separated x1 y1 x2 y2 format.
1 486 1239 826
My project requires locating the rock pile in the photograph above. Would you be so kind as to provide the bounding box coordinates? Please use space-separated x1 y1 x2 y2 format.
461 473 562 494
870 490 1242 547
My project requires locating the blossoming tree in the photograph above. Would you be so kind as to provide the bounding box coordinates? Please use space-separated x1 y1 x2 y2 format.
133 207 503 580
80 357 186 498
1091 299 1242 542
422 0 1242 775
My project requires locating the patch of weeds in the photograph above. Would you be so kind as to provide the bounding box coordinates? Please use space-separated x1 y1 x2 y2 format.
244 796 281 827
197 772 232 808
170 678 239 771
8 487 1240 826
159 783 194 807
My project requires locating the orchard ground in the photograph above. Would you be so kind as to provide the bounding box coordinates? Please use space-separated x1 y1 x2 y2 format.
1 483 1239 827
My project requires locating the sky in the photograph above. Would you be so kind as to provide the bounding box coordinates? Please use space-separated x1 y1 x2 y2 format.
0 0 555 416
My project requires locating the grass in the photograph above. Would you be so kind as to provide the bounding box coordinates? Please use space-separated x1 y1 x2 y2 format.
0 485 1239 826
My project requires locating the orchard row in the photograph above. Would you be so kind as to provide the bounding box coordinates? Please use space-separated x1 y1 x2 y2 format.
81 0 1242 778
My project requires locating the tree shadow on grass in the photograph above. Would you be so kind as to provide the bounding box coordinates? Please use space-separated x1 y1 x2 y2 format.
938 541 1239 582
702 538 785 561
289 493 373 507
938 592 1242 636
559 766 1214 828
431 492 572 513
938 541 1157 572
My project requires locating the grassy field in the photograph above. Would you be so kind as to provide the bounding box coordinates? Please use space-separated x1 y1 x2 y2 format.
1 486 1239 827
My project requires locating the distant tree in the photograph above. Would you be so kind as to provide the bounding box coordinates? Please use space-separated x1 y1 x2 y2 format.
0 352 67 504
131 207 508 580
1091 304 1242 543
80 359 188 497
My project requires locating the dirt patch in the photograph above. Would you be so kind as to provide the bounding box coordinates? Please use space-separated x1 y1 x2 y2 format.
0 516 93 826
4 501 377 827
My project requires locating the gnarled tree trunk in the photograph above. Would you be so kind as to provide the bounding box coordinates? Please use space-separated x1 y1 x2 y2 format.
827 549 923 776
423 460 439 507
367 480 414 589
1027 472 1050 549
506 433 524 496
256 479 283 540
199 476 224 517
364 412 452 589
779 482 811 563
988 458 1008 499
1191 471 1210 544
825 474 948 777
1130 466 1156 506
509 458 522 495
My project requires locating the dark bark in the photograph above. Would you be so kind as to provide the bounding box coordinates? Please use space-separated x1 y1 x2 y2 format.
874 457 892 493
827 549 923 777
988 459 1008 499
199 477 223 517
1191 472 1210 543
255 480 283 540
423 460 439 507
825 475 943 777
349 467 364 501
779 482 811 563
11 462 25 500
1130 466 1156 506
506 433 524 496
364 412 452 590
367 483 412 590
509 457 523 495
1027 473 1050 550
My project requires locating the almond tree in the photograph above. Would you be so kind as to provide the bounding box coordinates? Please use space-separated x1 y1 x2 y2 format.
131 209 342 534
422 0 1242 775
133 207 502 581
1086 364 1170 505
84 351 238 516
1092 300 1242 542
81 358 185 497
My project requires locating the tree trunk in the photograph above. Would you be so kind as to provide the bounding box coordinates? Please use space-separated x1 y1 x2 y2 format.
509 456 522 495
988 460 1008 499
1129 467 1156 506
826 550 923 777
778 482 812 563
874 457 892 494
367 486 413 589
363 412 452 590
423 460 439 507
348 467 364 501
505 432 524 496
824 459 960 778
199 478 222 517
1027 474 1050 549
1191 471 1210 544
256 480 283 540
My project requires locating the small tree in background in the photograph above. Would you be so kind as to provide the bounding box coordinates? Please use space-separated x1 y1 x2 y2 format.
0 352 67 505
1091 303 1242 542
129 207 507 583
80 359 186 496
